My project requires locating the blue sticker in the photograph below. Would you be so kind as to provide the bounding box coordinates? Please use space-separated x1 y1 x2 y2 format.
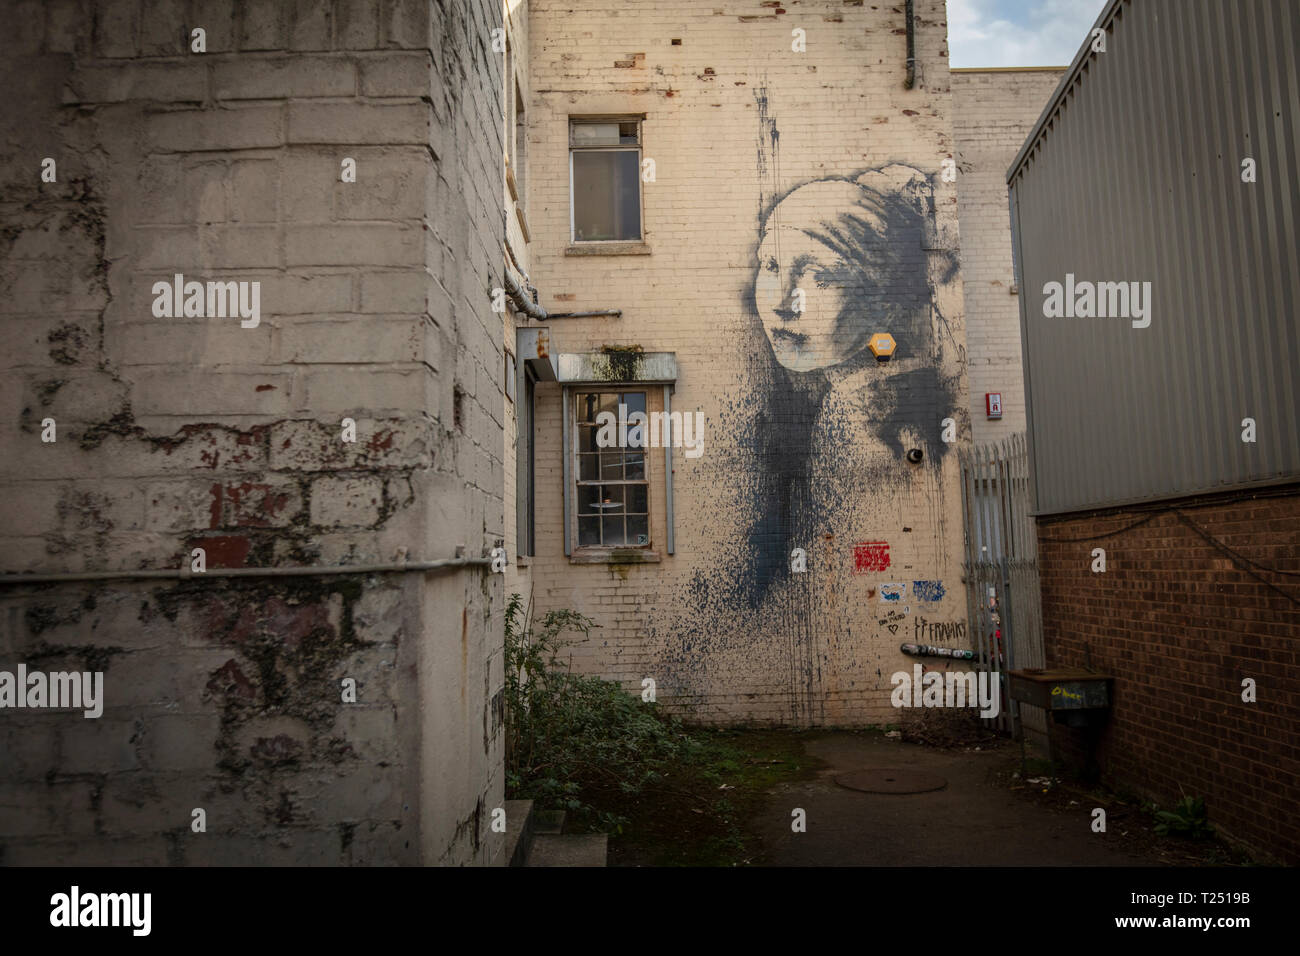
912 580 945 602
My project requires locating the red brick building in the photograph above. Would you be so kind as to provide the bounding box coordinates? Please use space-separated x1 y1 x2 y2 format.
1008 0 1299 863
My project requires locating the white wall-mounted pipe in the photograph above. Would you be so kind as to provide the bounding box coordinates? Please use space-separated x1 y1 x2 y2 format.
504 266 548 320
0 557 491 586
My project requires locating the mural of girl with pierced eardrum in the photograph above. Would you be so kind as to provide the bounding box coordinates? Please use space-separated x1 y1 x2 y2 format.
658 162 964 726
732 163 963 602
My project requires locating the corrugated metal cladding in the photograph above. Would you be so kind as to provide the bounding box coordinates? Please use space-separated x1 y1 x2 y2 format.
1007 0 1300 515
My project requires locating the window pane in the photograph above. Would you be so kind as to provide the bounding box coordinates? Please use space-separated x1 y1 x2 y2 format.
602 516 627 545
594 450 620 479
579 453 600 481
578 516 600 546
624 453 645 480
622 392 646 449
628 515 648 545
596 485 624 511
570 122 639 147
579 393 601 423
578 484 602 514
578 424 599 453
627 485 648 514
573 151 641 241
571 123 621 146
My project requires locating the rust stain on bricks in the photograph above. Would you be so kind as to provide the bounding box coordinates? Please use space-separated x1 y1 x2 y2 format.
365 430 395 452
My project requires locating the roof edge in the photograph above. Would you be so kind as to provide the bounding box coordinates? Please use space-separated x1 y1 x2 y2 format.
1005 0 1127 185
950 66 1068 73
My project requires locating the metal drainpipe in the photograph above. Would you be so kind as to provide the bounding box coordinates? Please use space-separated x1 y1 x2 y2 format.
904 0 916 89
664 385 675 555
0 557 492 586
546 309 623 319
504 269 623 320
504 267 547 320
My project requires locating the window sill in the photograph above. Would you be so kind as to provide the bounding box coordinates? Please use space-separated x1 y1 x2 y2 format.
569 548 661 565
565 242 652 257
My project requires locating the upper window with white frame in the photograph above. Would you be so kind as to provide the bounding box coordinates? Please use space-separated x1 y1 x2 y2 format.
569 118 642 243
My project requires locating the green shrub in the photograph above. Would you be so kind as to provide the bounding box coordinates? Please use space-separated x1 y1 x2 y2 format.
503 593 699 833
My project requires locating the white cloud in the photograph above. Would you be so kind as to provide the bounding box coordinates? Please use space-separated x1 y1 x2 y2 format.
948 0 1109 69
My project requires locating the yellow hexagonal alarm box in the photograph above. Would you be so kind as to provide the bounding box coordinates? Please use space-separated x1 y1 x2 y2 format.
867 332 897 361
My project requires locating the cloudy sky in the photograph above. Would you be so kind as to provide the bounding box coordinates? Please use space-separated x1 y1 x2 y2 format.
947 0 1110 68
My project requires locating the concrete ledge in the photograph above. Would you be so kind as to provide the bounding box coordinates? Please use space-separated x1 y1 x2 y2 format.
502 799 534 868
569 549 661 565
565 242 652 256
558 351 677 384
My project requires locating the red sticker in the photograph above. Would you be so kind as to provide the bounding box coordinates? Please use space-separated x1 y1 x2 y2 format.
854 541 890 573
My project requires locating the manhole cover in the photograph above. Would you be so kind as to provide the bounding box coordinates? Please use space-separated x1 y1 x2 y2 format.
834 769 947 794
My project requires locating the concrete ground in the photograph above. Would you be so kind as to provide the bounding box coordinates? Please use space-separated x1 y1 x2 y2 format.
526 833 609 867
753 733 1151 866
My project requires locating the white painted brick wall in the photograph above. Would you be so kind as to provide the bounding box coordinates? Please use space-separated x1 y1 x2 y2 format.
952 67 1066 444
519 0 971 728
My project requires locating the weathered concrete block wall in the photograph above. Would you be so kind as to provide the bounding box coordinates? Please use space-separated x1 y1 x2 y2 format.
0 0 505 865
524 0 971 726
951 67 1064 444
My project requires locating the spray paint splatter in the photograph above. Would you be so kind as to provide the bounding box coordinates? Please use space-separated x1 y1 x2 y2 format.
643 89 963 725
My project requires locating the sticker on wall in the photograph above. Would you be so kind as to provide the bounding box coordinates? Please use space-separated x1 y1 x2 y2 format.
901 642 976 661
879 582 905 602
854 541 890 573
911 580 945 602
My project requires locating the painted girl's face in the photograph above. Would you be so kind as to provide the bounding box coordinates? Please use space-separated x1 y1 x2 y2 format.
754 178 929 374
756 196 866 372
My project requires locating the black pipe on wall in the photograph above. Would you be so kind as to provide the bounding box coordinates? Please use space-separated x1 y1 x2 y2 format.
905 0 916 89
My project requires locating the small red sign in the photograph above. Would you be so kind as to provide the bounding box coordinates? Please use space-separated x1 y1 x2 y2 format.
854 541 890 573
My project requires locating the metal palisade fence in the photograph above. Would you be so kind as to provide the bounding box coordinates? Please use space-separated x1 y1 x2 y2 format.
959 433 1046 744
